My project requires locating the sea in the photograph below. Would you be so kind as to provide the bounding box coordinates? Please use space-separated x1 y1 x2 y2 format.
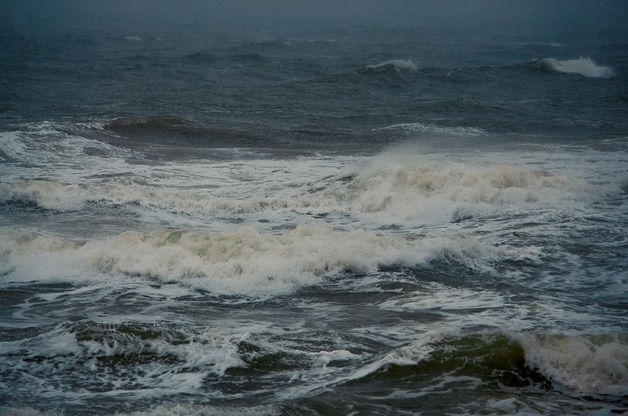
1 1 627 415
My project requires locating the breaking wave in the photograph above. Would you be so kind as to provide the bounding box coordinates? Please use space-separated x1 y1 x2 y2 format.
376 122 486 136
285 331 628 400
0 224 538 295
0 156 602 227
517 333 628 396
363 59 417 72
341 157 598 227
535 57 616 79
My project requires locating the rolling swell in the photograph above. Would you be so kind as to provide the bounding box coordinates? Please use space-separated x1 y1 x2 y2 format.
104 115 260 147
357 333 550 389
282 333 545 416
287 331 628 415
3 323 545 410
102 115 368 153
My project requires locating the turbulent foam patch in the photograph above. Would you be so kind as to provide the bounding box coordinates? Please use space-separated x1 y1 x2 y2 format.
0 321 253 409
518 333 628 396
0 181 92 211
0 154 602 230
0 126 135 183
2 406 279 416
122 404 279 416
343 157 594 226
2 409 55 416
0 224 535 295
378 283 509 314
537 57 616 79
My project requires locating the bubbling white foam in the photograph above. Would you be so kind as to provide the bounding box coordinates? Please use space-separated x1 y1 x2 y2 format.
344 157 594 226
0 181 90 211
0 224 538 296
0 154 603 233
517 333 628 396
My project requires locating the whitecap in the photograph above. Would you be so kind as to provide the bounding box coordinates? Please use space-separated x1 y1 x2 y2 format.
0 223 535 296
365 59 417 72
538 57 616 79
376 122 486 136
517 333 628 396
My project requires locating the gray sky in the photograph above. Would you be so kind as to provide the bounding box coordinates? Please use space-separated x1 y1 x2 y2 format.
3 0 625 39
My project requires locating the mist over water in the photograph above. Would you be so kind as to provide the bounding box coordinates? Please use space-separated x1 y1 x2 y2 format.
3 0 627 135
1 1 627 415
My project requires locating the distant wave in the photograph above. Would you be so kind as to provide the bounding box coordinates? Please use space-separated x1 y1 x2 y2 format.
182 51 217 64
104 115 258 146
105 115 206 139
232 38 337 52
376 122 486 136
364 59 417 72
107 115 199 131
536 57 616 79
521 42 562 47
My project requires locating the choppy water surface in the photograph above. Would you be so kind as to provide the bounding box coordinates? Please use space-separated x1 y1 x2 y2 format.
1 2 627 415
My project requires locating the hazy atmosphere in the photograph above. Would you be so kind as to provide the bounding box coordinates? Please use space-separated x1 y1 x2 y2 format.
1 1 627 415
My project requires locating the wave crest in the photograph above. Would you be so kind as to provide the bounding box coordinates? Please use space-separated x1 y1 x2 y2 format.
345 331 628 397
363 59 417 72
518 333 628 396
376 122 486 136
344 159 593 226
536 57 616 79
0 224 536 295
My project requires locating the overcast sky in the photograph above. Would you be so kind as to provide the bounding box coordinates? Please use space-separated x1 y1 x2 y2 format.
3 0 626 39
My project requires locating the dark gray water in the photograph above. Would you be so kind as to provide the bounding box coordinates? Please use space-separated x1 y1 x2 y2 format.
1 1 627 415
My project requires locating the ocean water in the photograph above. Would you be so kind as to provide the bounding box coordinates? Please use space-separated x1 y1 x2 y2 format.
1 1 628 415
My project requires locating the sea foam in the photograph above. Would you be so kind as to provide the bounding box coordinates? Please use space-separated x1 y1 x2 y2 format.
0 224 535 296
538 57 616 79
518 333 628 396
344 157 593 227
